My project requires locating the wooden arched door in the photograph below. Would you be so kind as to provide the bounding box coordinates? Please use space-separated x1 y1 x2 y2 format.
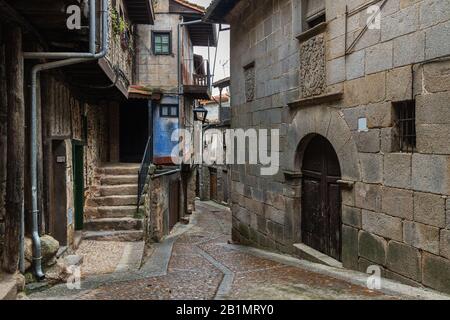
301 135 342 261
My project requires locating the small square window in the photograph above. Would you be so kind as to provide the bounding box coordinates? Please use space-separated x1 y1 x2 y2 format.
160 104 178 118
393 100 416 153
153 32 171 55
358 117 368 132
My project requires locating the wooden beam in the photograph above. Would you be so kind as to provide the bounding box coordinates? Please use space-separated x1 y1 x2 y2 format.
3 26 24 273
0 24 8 255
0 0 47 49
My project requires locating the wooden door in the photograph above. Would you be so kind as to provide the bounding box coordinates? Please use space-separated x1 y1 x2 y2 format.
169 179 180 231
209 168 217 202
301 136 342 261
51 140 68 245
222 170 229 204
72 143 84 231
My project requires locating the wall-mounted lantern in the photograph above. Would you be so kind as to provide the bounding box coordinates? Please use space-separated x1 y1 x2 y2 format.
193 106 208 124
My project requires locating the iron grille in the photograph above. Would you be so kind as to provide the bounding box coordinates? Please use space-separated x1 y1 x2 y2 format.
394 100 416 153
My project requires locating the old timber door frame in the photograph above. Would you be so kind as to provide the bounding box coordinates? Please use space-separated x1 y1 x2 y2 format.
50 140 68 245
209 168 218 202
72 141 84 231
169 178 180 231
301 135 342 261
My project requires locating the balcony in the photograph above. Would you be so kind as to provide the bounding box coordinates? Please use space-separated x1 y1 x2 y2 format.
183 57 212 100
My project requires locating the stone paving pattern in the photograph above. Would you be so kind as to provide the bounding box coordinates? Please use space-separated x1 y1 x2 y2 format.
31 202 400 300
76 241 128 276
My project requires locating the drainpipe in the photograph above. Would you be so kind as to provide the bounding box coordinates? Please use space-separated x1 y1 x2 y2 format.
19 200 25 274
25 0 109 280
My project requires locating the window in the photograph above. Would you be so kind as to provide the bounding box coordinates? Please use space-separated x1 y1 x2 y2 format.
243 62 255 102
160 104 178 118
304 0 326 30
393 100 416 153
358 117 368 132
153 32 171 55
293 0 326 35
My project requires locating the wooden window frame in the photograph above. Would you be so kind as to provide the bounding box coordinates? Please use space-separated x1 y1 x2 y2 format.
152 31 172 55
160 104 179 118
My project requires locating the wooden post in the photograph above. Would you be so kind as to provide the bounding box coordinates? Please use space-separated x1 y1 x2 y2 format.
41 73 51 234
109 101 120 163
0 23 8 258
3 26 24 273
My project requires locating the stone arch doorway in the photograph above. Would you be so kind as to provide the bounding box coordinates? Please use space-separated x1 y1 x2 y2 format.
301 135 342 261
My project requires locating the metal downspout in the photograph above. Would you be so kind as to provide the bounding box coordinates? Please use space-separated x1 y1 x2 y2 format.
25 0 109 280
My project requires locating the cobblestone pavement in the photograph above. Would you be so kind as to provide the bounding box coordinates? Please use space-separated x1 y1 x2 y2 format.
76 241 128 276
29 201 447 300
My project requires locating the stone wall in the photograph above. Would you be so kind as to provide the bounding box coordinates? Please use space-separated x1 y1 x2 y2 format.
200 165 231 206
85 102 111 190
144 171 181 242
227 0 450 293
107 0 134 87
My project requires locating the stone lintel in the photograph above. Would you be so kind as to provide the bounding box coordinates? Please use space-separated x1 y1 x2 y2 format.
295 22 328 42
288 91 343 109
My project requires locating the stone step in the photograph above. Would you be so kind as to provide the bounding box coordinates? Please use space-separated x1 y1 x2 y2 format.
100 175 138 186
97 165 140 176
293 243 343 269
84 217 143 231
99 184 138 197
86 195 141 207
85 206 138 219
83 230 144 242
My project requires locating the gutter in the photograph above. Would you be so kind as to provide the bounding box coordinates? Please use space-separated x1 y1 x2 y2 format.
24 0 109 280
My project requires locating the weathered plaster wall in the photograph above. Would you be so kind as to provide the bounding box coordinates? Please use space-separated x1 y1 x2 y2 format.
136 3 181 90
107 0 134 87
228 0 450 293
135 0 195 91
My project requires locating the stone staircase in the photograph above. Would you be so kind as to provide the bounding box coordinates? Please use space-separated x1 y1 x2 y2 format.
84 163 144 242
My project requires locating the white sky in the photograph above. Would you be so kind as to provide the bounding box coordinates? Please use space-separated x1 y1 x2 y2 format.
191 0 230 90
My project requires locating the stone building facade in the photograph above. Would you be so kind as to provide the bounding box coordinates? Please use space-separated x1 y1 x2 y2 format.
0 0 154 275
206 0 450 293
131 0 217 231
199 92 232 206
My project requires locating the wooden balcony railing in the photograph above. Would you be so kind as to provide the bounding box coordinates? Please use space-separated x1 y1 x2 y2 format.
193 74 208 86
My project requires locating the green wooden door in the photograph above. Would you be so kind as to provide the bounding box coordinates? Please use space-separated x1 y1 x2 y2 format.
73 143 84 231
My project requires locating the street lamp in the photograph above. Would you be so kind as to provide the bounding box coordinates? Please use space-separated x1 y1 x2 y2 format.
193 106 208 124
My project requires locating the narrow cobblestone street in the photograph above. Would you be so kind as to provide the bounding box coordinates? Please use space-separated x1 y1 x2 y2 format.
27 201 447 300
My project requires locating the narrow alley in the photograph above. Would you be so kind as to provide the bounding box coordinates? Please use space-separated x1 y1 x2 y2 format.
27 201 446 300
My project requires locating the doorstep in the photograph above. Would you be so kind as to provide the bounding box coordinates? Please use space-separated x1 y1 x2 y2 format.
293 243 343 269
